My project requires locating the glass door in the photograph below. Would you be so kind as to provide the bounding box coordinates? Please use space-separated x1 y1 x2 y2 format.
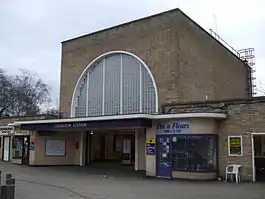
156 135 172 178
12 136 23 163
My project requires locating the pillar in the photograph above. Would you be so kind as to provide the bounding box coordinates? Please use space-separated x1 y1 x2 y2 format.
135 129 146 171
145 125 156 177
135 130 139 171
79 131 86 166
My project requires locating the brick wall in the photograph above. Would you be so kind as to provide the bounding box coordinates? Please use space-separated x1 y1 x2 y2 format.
59 9 250 117
219 101 265 181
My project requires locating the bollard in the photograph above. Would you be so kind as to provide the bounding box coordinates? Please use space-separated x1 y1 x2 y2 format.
6 178 15 185
5 174 12 180
1 185 8 199
6 179 15 199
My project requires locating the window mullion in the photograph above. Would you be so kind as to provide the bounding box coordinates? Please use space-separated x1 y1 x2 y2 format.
102 58 105 116
85 72 89 116
120 54 123 114
139 63 142 113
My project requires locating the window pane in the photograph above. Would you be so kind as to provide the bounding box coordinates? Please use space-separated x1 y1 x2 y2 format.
87 60 103 116
171 135 217 172
12 137 23 159
142 64 156 113
172 136 187 170
122 54 140 114
187 136 217 172
104 55 121 115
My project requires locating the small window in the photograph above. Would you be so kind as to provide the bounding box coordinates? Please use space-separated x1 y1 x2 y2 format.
228 136 243 156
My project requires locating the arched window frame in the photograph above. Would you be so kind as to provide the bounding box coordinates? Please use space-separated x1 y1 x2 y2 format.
70 51 159 117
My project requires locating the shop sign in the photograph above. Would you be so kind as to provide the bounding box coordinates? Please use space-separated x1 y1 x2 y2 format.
228 136 243 156
0 126 13 135
14 130 31 136
156 120 190 135
30 137 35 150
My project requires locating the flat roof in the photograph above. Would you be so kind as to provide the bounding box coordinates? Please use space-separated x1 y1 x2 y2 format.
10 113 227 126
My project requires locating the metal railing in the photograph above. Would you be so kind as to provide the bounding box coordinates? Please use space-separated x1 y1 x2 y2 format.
209 29 240 57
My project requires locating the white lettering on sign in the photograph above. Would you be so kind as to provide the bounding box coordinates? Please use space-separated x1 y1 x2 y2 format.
156 120 190 134
54 123 88 129
0 127 13 135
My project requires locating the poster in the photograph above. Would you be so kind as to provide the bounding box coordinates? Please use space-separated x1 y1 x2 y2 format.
229 136 242 156
146 138 155 155
123 140 131 154
45 139 66 156
30 142 35 150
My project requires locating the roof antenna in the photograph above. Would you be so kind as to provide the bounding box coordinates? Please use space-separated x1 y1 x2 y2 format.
213 13 218 36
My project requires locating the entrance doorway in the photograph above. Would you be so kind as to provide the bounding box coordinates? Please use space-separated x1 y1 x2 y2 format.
12 136 30 164
2 136 10 161
156 134 172 178
87 130 135 168
253 134 265 181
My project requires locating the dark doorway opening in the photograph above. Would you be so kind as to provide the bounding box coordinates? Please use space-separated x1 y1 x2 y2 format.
99 135 105 161
254 135 265 181
86 130 136 168
12 136 30 165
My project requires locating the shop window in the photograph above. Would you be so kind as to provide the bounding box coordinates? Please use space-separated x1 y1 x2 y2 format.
228 136 243 156
12 137 23 159
172 135 217 172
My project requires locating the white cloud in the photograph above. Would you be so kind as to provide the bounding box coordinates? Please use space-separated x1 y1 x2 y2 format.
0 0 264 104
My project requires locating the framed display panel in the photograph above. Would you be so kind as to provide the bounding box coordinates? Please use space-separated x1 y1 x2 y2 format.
228 136 243 156
45 139 66 156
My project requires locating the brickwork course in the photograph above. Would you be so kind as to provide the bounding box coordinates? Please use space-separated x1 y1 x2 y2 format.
59 8 251 117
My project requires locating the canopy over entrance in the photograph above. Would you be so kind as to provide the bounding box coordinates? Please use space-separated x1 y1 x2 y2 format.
9 113 227 131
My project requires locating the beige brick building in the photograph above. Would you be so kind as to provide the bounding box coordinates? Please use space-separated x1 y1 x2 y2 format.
3 8 264 183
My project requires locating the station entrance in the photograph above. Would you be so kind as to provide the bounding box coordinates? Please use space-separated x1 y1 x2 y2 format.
85 129 136 170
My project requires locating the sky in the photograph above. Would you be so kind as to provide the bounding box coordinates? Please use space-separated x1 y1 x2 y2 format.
1 0 265 107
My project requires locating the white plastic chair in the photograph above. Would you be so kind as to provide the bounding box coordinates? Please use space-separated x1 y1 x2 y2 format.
225 164 242 183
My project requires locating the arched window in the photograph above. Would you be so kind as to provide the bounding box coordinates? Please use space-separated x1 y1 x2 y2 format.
71 51 158 117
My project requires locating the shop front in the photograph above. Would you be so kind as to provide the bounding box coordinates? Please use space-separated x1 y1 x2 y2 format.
12 130 31 165
144 115 224 180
